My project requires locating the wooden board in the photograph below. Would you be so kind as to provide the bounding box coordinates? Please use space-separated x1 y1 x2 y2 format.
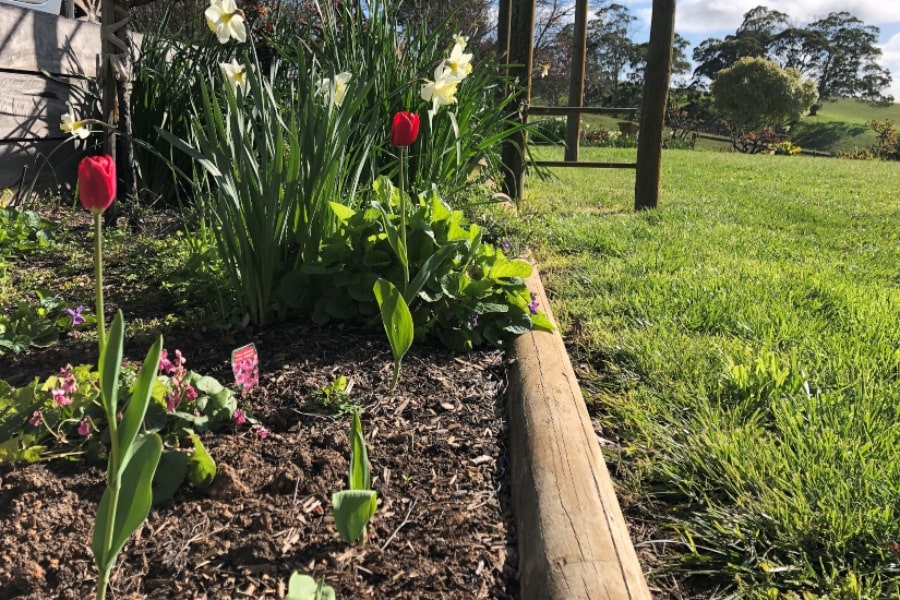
507 264 652 599
0 3 102 76
0 137 79 189
0 70 95 140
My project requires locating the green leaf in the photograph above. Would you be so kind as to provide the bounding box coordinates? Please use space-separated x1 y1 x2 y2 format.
99 312 125 417
92 432 162 573
490 259 532 279
373 278 414 393
531 312 556 332
117 335 163 476
286 573 336 600
348 411 370 491
332 489 377 544
329 202 356 222
187 432 217 490
152 450 189 504
191 374 224 396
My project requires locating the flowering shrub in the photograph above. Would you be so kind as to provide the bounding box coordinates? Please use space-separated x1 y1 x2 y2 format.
769 140 802 155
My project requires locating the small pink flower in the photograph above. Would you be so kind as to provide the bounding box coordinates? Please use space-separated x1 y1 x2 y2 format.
166 393 179 412
52 388 72 406
185 385 198 400
158 349 175 374
29 410 42 427
59 364 78 395
77 417 92 436
253 424 269 439
233 409 247 425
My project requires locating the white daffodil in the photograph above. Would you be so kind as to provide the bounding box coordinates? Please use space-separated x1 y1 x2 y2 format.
59 107 91 140
420 65 459 115
539 61 550 78
446 40 473 81
220 59 249 94
205 0 246 44
317 71 352 107
454 33 469 50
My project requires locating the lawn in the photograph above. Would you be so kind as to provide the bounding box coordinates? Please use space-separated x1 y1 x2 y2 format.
499 146 900 598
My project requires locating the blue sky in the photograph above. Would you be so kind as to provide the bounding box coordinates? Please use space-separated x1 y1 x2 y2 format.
619 0 900 98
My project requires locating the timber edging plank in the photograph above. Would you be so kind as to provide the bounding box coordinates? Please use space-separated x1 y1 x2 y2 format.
507 264 651 599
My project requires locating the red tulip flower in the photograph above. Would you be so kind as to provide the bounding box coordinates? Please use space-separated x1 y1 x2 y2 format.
78 155 116 214
390 111 420 147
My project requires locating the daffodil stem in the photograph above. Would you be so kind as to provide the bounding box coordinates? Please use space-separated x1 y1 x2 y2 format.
94 212 105 355
399 147 409 291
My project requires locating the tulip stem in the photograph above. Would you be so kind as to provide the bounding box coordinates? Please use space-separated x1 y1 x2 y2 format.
399 146 409 290
93 212 106 354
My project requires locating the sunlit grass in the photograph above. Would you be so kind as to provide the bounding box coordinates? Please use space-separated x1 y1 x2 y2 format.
500 147 900 598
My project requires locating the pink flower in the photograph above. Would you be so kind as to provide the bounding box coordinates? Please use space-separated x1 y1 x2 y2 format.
158 349 175 374
185 385 198 400
253 424 269 439
77 417 92 436
166 393 179 412
29 410 42 427
233 409 247 425
52 388 72 406
59 364 78 395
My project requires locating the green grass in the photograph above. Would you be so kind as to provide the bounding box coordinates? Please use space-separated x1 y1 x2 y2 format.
789 98 900 154
501 147 900 598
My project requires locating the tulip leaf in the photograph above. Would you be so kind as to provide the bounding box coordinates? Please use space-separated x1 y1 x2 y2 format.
373 278 414 392
99 312 124 419
348 411 369 491
117 334 163 477
92 432 162 573
332 489 377 544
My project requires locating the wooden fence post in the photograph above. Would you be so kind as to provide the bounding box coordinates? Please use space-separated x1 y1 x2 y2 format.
564 0 588 162
501 0 535 202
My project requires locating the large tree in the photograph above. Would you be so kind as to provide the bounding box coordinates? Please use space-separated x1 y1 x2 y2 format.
584 2 640 105
694 5 892 103
394 0 492 48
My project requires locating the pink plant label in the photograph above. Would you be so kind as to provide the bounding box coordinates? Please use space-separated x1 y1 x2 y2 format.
231 344 259 391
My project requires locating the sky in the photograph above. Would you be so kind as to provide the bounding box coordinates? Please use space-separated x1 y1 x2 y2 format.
618 0 900 100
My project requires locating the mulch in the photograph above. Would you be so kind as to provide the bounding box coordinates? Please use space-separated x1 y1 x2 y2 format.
0 210 520 599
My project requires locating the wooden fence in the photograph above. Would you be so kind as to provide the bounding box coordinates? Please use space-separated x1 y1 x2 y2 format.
0 3 103 190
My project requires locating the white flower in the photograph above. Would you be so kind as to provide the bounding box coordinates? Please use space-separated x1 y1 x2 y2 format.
420 65 459 117
445 40 473 81
539 61 550 78
317 71 352 107
220 59 249 93
205 0 246 44
454 33 468 50
59 107 91 140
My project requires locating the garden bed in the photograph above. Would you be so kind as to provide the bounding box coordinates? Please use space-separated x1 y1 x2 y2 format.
0 211 518 599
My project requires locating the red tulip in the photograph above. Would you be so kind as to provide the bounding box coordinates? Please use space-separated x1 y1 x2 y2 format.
390 111 420 147
78 155 116 213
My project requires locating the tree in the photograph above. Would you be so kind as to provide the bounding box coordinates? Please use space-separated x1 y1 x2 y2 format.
711 57 818 151
694 6 892 103
585 2 640 105
531 0 578 105
394 0 492 48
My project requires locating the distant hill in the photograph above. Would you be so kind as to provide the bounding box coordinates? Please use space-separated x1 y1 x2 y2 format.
792 99 900 155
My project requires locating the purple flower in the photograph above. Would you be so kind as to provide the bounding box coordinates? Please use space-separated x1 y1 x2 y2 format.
233 409 247 425
77 417 92 436
29 410 42 427
528 292 539 316
468 313 479 328
500 239 512 253
66 305 85 326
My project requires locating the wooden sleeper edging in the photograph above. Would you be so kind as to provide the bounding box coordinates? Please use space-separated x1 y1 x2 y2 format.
506 266 651 599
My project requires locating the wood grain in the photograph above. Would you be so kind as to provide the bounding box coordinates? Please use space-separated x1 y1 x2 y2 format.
507 265 652 599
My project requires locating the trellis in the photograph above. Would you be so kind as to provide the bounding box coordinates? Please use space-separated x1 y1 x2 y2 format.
497 0 676 210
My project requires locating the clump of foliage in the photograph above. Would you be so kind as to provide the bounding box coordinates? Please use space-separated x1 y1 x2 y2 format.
868 119 900 160
769 140 802 155
712 57 818 153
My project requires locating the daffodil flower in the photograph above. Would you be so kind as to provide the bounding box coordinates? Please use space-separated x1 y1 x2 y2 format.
317 72 352 107
220 59 249 94
60 107 91 140
454 33 469 50
205 0 246 44
420 65 458 116
446 41 473 81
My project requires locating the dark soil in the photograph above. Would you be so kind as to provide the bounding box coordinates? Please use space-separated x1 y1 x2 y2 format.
0 210 519 599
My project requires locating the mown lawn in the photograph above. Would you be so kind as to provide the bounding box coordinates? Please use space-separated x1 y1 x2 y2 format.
500 147 900 598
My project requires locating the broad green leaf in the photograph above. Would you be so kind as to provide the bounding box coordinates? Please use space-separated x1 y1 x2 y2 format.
531 312 556 332
99 312 125 416
187 432 217 490
0 435 43 464
286 572 336 600
373 279 414 365
490 259 532 279
329 202 356 222
92 432 162 573
348 411 370 491
191 374 224 396
152 450 189 504
332 489 377 544
117 335 163 477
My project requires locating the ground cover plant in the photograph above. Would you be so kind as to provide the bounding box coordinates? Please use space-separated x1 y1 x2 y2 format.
499 146 900 598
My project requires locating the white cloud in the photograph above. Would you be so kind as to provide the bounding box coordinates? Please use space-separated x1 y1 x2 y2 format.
881 33 900 100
